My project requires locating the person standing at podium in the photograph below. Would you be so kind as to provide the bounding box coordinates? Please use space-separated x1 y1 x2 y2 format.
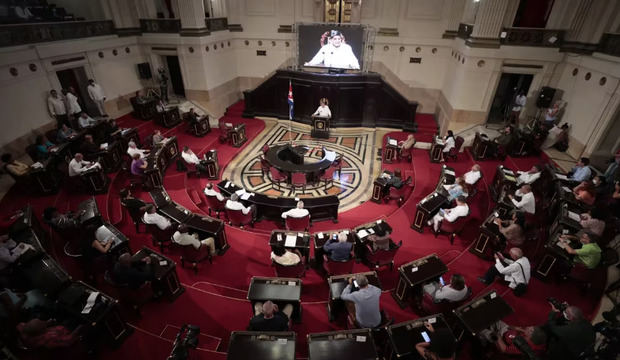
312 98 331 118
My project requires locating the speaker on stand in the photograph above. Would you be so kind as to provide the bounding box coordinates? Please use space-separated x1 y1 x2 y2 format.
534 86 556 122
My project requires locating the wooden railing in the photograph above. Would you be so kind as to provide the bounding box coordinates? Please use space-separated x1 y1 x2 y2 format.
140 19 181 33
500 27 564 47
457 23 474 40
205 17 228 32
0 20 114 47
598 33 620 57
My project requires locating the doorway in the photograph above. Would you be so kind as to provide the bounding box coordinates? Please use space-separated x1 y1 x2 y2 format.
165 56 185 98
487 73 533 126
590 108 620 171
56 67 98 116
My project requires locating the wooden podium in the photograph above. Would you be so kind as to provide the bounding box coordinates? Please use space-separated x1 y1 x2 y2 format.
230 124 247 147
311 116 330 139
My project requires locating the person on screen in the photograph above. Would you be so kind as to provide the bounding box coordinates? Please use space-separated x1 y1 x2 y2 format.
305 30 360 70
312 98 331 118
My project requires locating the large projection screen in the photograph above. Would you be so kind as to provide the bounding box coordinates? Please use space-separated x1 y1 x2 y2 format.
298 24 364 70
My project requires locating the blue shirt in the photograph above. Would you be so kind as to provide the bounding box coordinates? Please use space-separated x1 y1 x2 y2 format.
570 166 591 182
323 239 352 261
447 184 464 201
340 284 382 328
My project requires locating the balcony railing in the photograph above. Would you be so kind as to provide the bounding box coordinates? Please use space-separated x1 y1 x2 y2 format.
500 27 564 47
598 33 620 57
458 23 474 40
205 17 228 32
0 20 114 47
140 19 181 33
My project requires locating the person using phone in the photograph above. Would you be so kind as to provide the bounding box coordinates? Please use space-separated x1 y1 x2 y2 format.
415 322 457 360
423 274 469 303
323 231 352 261
427 196 469 232
340 274 381 328
478 248 530 291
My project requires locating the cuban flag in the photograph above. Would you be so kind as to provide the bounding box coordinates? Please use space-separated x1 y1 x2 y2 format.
288 80 294 120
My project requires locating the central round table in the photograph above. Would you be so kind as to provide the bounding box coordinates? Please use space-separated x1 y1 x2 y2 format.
265 144 336 182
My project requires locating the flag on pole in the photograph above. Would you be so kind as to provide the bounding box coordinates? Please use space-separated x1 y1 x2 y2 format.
288 80 294 120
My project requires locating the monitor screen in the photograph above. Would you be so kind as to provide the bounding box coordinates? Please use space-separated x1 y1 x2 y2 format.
298 24 364 70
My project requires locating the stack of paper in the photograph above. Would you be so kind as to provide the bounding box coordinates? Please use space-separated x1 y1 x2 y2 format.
357 229 369 238
556 173 568 180
567 211 581 222
224 181 231 188
445 170 455 176
285 235 297 247
81 292 99 314
388 139 397 146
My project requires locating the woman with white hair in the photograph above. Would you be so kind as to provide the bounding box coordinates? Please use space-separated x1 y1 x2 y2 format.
126 140 149 159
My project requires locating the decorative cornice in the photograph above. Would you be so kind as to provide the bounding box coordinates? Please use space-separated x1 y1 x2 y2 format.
442 30 457 39
560 41 597 55
465 37 501 49
228 24 244 32
377 27 399 37
116 27 142 37
277 25 293 33
180 27 210 37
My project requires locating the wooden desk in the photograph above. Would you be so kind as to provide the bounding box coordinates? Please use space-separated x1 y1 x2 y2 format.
392 254 447 310
188 115 211 137
94 222 131 256
78 197 102 227
29 158 61 194
411 192 448 233
535 227 579 280
550 181 587 215
453 290 513 336
327 271 380 322
230 123 247 147
270 230 310 265
155 106 182 128
132 247 184 301
429 136 445 163
312 229 354 269
383 137 399 164
353 219 393 261
386 315 454 360
549 201 583 237
471 210 505 260
436 165 456 191
98 141 123 173
80 165 110 194
144 136 179 188
264 144 334 183
311 115 330 139
114 127 140 150
227 331 296 360
132 98 157 120
203 149 219 179
471 132 493 160
247 277 302 322
308 329 378 360
371 177 389 203
18 254 71 297
490 166 517 203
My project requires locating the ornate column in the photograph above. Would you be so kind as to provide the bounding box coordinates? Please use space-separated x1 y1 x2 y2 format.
443 0 466 38
135 0 157 19
101 0 141 35
178 0 209 36
468 0 513 48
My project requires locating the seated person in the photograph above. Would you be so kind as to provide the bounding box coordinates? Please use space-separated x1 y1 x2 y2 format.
68 153 100 177
16 318 82 349
172 225 215 256
281 200 310 219
0 235 27 271
542 123 569 149
579 208 605 236
112 252 155 289
340 274 382 328
79 134 100 157
56 124 77 143
186 108 199 124
85 225 114 256
380 171 403 190
415 323 457 360
203 183 225 201
130 153 147 176
509 184 535 215
152 130 166 145
560 230 601 269
77 112 98 129
573 181 596 206
463 164 482 185
443 176 466 201
127 141 149 159
248 300 292 331
398 134 415 156
270 244 301 266
423 273 469 303
43 207 82 230
440 130 456 162
479 321 546 356
1 153 29 177
495 211 526 247
142 204 173 230
367 227 391 251
181 146 208 174
492 126 514 157
119 188 147 213
102 118 119 142
225 194 256 219
428 195 469 232
592 175 608 200
323 231 353 261
542 303 595 359
478 247 531 289
516 165 542 185
155 97 166 112
568 158 592 182
34 135 55 160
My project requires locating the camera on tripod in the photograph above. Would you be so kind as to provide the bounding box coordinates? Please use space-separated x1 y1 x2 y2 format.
167 324 200 360
547 297 567 312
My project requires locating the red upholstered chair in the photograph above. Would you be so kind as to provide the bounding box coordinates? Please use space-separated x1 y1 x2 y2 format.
259 157 271 177
322 253 354 276
180 244 212 274
436 210 470 245
122 205 146 233
145 223 174 253
398 147 414 162
362 240 402 271
346 309 393 330
273 260 306 278
104 271 154 317
205 194 227 218
320 166 337 190
386 177 414 206
285 215 310 232
226 208 254 228
269 166 288 189
291 172 307 194
183 161 200 177
446 136 464 161
421 287 472 315
261 144 270 154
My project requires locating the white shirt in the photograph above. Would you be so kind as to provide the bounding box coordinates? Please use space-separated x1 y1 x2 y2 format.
517 171 541 185
127 147 147 159
464 170 481 185
204 187 224 201
68 159 96 177
271 251 301 266
225 199 251 215
173 231 202 250
143 212 172 230
494 257 531 289
305 43 360 69
66 93 81 114
182 151 200 165
48 96 67 116
313 105 332 118
78 115 97 129
281 208 310 219
434 285 469 302
443 136 455 153
511 190 535 214
88 83 105 101
444 204 469 222
512 95 527 111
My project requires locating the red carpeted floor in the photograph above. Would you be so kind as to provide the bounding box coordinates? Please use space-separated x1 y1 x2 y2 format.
4 101 604 359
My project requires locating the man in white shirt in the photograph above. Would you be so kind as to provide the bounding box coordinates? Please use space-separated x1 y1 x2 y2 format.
142 204 172 230
479 247 531 289
47 90 68 127
78 112 98 129
181 146 207 174
509 91 527 126
63 88 81 118
428 196 469 232
281 201 310 219
0 235 26 271
516 165 541 186
204 183 224 201
68 153 100 177
172 225 215 255
423 273 469 303
509 185 535 214
127 141 149 159
464 164 482 185
226 194 256 218
87 79 107 116
270 244 301 266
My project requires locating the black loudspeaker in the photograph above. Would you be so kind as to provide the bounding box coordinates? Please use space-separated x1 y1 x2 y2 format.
536 86 556 108
137 62 152 79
